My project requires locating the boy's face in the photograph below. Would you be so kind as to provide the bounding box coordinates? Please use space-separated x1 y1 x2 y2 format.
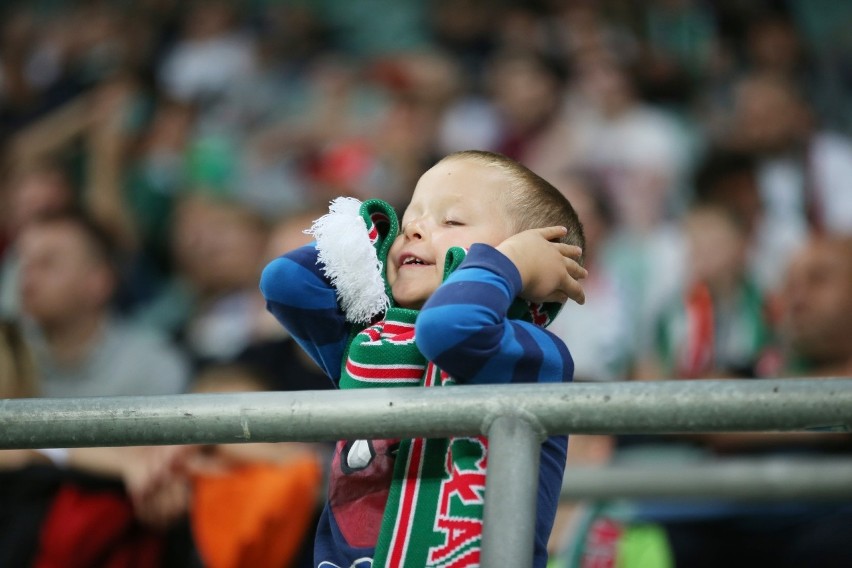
387 158 515 309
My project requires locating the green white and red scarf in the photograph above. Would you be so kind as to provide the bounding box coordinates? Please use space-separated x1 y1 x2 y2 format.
340 305 488 567
311 197 560 567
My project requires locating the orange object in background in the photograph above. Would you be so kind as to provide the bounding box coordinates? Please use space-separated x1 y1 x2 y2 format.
191 456 322 568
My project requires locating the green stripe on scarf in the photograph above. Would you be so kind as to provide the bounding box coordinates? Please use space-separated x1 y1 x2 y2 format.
340 303 489 565
327 199 562 567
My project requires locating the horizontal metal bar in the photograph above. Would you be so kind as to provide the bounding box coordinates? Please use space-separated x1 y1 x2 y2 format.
1 379 851 449
561 458 852 501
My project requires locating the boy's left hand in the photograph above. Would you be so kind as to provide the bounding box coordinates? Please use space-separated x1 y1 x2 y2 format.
497 226 587 305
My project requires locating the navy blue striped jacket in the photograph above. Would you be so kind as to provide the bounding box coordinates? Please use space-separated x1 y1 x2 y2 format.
260 242 573 568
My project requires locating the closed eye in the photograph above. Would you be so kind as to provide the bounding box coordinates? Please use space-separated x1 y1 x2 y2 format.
443 219 464 226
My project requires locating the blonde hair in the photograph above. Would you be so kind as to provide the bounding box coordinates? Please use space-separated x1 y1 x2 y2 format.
0 321 39 398
440 150 585 262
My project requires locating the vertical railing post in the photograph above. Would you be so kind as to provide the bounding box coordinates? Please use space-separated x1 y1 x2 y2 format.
481 414 542 568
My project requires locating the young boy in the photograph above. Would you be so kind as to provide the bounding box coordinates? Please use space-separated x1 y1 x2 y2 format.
260 150 586 567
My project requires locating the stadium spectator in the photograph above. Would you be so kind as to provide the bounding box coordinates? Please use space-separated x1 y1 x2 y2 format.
779 235 852 377
0 317 198 567
726 73 852 241
141 192 270 365
641 204 776 379
0 162 75 319
16 210 188 397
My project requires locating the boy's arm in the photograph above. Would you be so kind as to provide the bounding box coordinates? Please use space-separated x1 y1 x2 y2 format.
416 242 579 385
259 244 350 383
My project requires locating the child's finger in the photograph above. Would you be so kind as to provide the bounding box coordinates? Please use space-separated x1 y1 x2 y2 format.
564 257 588 280
560 271 586 305
554 243 584 261
537 226 569 241
564 285 585 305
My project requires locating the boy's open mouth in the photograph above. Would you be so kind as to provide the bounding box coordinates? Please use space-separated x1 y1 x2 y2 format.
399 253 432 267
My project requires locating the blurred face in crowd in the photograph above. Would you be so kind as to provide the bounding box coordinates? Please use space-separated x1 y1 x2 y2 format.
431 0 494 46
4 169 73 237
733 76 810 153
264 210 321 263
387 158 514 309
184 0 236 40
782 238 852 365
747 17 802 74
704 171 762 236
489 53 562 132
684 207 748 294
573 50 633 116
171 195 269 297
18 221 114 328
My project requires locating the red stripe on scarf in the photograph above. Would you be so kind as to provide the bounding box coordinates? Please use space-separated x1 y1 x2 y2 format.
367 212 390 244
388 363 438 565
389 436 426 566
358 322 416 345
345 360 424 383
382 321 415 336
362 327 382 342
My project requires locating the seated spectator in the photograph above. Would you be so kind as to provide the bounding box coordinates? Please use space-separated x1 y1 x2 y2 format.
648 235 852 567
640 205 776 379
486 49 573 175
121 362 327 568
0 318 199 567
0 162 75 319
141 192 271 366
727 72 852 243
559 47 692 345
17 210 188 397
565 47 690 235
158 0 258 106
742 9 825 125
558 235 852 568
690 148 801 295
779 234 852 377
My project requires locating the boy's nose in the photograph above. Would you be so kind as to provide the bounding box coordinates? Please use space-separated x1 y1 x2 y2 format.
402 219 424 240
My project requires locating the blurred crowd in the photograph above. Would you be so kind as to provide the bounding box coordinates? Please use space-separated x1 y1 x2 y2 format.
1 0 852 566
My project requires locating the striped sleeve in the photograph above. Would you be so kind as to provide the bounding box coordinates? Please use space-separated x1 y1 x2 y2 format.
259 244 349 384
416 243 574 385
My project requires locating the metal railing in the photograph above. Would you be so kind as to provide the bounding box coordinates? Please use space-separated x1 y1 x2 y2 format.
2 379 852 567
560 457 852 501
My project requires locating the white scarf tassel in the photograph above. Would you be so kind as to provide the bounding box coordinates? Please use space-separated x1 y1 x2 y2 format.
306 197 390 324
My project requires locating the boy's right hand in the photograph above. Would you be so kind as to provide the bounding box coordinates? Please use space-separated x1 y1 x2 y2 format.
496 226 587 305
